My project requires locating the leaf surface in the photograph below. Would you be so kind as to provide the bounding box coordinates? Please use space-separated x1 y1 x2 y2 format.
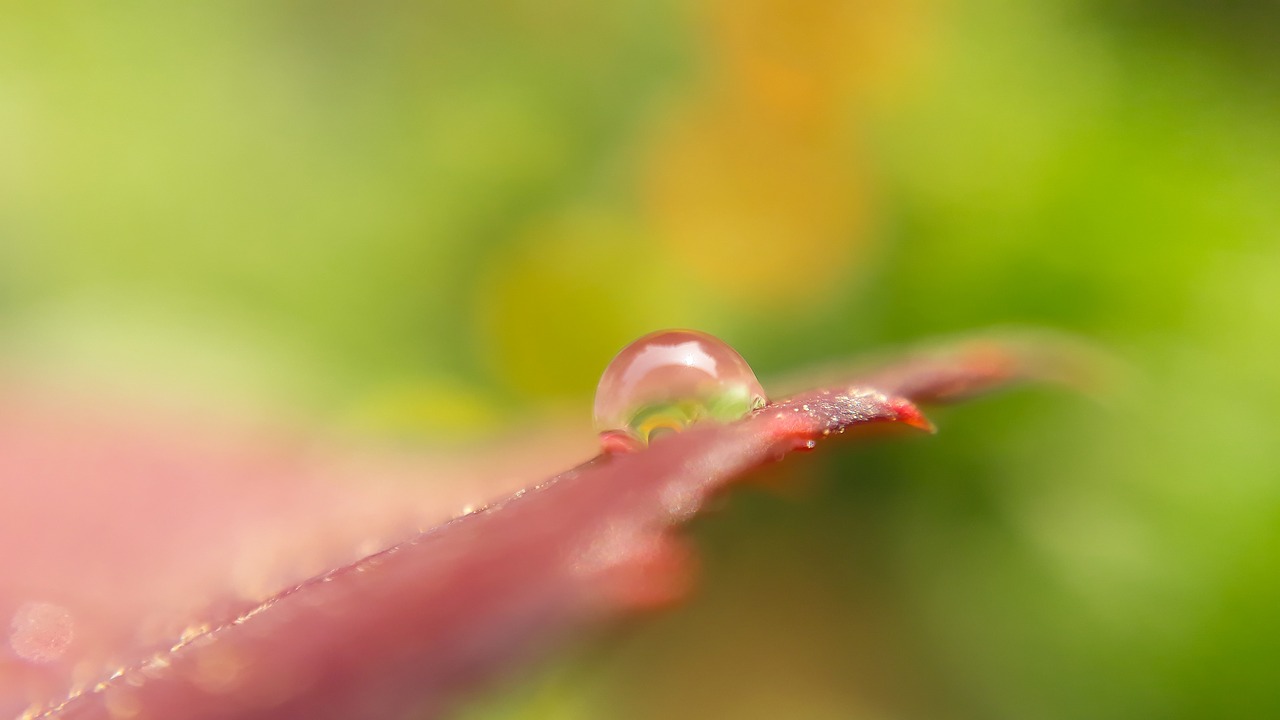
0 338 1052 720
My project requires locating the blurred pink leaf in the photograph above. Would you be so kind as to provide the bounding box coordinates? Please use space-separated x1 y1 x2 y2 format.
0 336 1062 719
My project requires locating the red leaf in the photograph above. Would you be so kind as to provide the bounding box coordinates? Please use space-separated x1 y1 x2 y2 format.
1 337 1058 720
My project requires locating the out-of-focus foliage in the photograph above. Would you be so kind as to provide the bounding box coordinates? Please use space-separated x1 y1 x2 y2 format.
2 0 1277 718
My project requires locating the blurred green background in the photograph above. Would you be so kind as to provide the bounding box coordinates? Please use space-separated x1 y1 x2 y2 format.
3 1 1278 718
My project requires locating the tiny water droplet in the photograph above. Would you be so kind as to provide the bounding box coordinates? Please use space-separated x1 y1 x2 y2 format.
9 601 74 663
593 329 767 451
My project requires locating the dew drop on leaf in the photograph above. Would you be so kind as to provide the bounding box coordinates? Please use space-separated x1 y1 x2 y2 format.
593 329 767 452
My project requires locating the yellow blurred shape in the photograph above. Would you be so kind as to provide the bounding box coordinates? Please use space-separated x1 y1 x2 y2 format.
706 0 933 118
644 106 869 308
473 211 684 401
642 0 932 309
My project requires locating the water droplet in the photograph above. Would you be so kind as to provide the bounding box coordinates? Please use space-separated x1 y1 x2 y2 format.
593 329 766 450
9 602 74 663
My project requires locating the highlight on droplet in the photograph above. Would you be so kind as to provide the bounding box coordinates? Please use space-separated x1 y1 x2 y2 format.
593 329 767 452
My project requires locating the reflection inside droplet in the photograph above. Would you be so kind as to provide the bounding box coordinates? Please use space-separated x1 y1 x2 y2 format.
593 330 767 451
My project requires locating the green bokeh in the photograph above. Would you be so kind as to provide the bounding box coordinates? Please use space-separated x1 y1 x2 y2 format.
3 1 1277 718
